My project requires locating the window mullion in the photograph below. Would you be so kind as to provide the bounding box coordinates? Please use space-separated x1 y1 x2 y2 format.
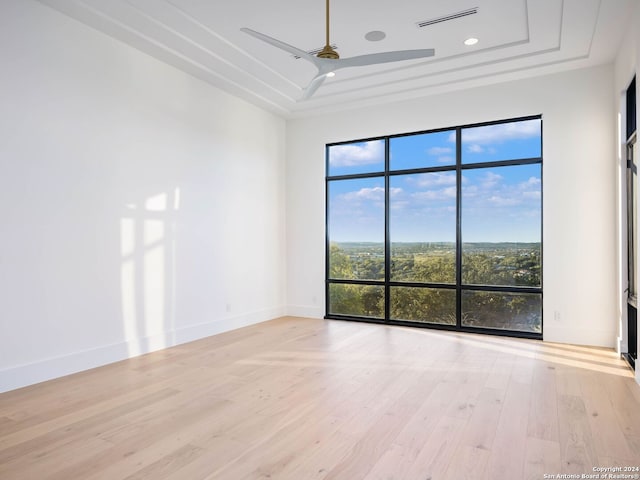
384 137 391 322
456 127 463 329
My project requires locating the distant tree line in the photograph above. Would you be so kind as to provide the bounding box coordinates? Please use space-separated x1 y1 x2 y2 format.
328 243 541 333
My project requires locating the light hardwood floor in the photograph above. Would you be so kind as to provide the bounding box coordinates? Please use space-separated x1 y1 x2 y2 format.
1 316 639 479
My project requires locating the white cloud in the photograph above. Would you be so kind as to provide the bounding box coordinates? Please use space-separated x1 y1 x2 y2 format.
437 155 455 164
462 172 541 211
329 141 384 167
412 186 456 201
462 184 478 197
340 186 402 202
428 146 453 155
390 200 410 210
467 144 484 154
410 172 456 188
488 195 520 206
462 119 541 145
518 177 541 200
342 186 384 201
522 191 541 200
481 172 503 189
520 176 541 187
442 186 457 198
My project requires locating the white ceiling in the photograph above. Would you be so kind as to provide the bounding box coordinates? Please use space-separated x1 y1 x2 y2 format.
38 0 634 118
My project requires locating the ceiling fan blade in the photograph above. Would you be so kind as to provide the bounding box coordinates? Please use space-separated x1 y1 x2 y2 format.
337 49 435 68
302 74 328 100
240 28 319 65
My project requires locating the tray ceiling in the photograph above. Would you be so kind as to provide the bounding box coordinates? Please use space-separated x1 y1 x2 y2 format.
37 0 633 118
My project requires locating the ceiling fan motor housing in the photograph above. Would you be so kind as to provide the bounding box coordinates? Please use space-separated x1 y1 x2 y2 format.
317 44 339 59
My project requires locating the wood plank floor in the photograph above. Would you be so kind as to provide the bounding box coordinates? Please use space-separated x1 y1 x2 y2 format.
1 316 639 479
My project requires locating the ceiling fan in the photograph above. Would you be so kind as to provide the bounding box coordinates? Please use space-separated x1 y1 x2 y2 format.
241 0 435 100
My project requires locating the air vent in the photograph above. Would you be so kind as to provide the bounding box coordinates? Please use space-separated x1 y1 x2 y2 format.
417 7 478 28
292 45 338 59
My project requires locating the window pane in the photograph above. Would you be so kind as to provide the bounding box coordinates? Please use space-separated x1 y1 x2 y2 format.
328 177 385 281
390 130 456 170
390 287 455 325
329 284 384 318
329 243 384 281
462 291 542 333
328 140 385 176
461 119 541 164
461 164 541 287
389 173 456 283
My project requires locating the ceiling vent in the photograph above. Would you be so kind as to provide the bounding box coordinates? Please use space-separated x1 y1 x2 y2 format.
417 7 478 28
292 45 338 60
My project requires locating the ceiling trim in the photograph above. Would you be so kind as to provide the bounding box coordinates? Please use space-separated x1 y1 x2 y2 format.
36 0 628 119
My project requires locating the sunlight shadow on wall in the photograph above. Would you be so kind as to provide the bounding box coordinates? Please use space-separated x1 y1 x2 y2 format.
120 188 179 357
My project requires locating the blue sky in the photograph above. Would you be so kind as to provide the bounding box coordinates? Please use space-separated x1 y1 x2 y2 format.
328 119 541 243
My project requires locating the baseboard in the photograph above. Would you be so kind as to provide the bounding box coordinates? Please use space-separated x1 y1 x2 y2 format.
0 306 285 394
544 325 617 349
172 306 285 345
286 304 324 319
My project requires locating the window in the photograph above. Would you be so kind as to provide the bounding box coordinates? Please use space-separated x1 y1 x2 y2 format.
628 76 636 141
626 76 637 367
326 116 542 338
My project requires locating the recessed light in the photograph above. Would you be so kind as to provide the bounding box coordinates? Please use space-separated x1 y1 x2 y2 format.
365 30 386 42
464 37 479 46
326 72 335 78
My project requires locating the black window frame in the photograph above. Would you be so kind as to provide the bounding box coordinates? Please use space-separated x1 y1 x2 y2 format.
325 115 543 340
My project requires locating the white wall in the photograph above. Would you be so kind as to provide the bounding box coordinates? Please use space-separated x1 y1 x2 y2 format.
0 0 287 392
287 64 617 348
613 2 640 377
